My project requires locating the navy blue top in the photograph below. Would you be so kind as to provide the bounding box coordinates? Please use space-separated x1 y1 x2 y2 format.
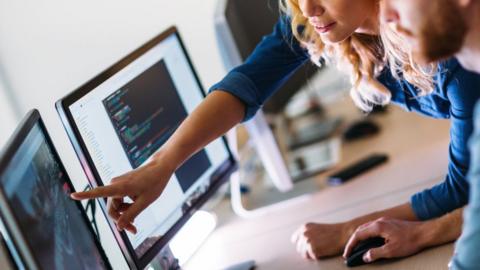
209 17 480 220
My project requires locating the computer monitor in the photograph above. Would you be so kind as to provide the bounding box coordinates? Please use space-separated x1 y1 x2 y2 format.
0 110 112 270
0 232 16 270
214 0 319 113
55 27 237 269
214 0 305 192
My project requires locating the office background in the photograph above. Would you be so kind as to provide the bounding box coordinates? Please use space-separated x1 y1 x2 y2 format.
0 1 229 269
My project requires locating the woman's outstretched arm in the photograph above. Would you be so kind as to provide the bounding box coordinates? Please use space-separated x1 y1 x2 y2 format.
71 91 245 233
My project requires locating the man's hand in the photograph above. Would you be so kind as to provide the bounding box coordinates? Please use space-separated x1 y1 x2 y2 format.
291 222 353 260
71 159 174 234
343 217 429 263
291 205 462 262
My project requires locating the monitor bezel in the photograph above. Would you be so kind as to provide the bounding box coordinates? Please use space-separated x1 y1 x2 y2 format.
0 109 113 270
55 26 238 269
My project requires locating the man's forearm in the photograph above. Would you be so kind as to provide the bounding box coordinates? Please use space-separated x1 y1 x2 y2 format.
344 203 419 235
416 207 463 249
343 203 463 255
344 203 463 244
346 204 463 245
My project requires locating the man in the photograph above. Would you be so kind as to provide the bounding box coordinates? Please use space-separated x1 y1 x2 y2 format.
343 0 480 268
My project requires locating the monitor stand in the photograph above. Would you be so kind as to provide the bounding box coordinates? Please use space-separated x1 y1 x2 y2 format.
145 224 255 270
227 114 340 218
147 245 180 270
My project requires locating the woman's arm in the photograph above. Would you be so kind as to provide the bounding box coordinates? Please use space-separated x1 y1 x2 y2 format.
72 91 245 232
71 17 311 233
409 60 480 220
154 91 245 172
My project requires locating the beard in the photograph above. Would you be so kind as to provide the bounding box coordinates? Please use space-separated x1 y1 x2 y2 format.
414 0 468 63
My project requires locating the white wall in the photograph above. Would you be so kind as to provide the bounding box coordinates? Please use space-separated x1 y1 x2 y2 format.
0 1 228 269
0 79 18 148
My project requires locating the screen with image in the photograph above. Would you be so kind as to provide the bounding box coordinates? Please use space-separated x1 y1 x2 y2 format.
0 121 110 270
64 31 231 262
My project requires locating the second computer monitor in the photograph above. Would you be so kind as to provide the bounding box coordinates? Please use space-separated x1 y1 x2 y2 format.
56 27 237 269
0 110 111 270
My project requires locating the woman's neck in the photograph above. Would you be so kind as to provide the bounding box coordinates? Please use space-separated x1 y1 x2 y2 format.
356 5 380 36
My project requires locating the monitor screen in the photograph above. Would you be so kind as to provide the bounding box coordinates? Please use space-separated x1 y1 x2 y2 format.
0 110 111 270
56 27 236 269
217 0 319 113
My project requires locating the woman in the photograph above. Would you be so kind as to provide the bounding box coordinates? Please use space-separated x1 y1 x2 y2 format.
73 0 480 260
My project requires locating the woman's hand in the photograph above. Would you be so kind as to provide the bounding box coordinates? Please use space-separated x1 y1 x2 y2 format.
291 222 353 260
343 217 428 263
71 155 175 234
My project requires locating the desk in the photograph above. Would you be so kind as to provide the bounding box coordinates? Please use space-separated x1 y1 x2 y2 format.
185 100 453 270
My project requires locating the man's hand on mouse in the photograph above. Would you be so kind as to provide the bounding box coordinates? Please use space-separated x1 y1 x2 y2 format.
343 217 428 263
291 222 353 260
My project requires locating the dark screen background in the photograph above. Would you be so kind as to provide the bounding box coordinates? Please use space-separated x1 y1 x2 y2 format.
103 60 211 192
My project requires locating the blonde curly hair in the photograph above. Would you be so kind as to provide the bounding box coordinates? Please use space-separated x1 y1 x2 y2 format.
280 0 437 112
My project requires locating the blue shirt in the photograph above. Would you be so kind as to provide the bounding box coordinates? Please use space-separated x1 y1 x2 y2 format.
209 17 480 220
450 101 480 270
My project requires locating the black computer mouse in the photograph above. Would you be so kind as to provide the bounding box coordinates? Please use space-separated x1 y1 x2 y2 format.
345 237 385 267
343 120 380 141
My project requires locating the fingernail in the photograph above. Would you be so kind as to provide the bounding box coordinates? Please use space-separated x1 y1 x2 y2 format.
363 253 370 263
127 225 137 234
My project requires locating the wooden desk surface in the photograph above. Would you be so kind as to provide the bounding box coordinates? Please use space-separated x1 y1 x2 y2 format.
185 100 454 270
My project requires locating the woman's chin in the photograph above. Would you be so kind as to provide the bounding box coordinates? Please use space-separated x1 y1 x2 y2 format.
317 32 350 44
